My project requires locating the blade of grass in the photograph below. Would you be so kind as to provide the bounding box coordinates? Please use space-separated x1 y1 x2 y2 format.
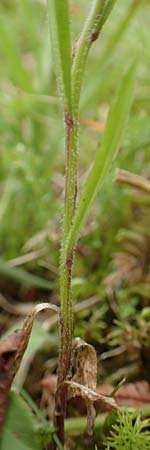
47 0 72 114
67 62 136 254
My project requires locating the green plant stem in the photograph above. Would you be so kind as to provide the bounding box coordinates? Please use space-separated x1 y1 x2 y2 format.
59 0 115 381
65 412 106 434
65 406 150 433
54 118 78 446
36 407 150 442
65 62 136 257
64 406 150 434
72 0 111 113
61 0 109 247
55 1 117 447
59 0 110 377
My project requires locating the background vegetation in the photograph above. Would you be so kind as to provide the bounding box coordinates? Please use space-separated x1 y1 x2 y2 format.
0 1 150 449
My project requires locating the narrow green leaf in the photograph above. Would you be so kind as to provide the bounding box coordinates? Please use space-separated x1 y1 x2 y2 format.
47 0 72 113
67 63 136 253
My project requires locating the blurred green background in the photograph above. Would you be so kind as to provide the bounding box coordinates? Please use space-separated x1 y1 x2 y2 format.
0 1 150 376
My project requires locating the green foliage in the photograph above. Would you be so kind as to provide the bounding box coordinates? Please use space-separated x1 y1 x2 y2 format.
0 14 31 91
67 63 136 253
0 1 150 446
105 411 150 450
0 0 149 265
0 391 41 450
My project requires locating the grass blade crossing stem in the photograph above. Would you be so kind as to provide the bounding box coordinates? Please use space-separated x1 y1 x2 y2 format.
67 63 136 255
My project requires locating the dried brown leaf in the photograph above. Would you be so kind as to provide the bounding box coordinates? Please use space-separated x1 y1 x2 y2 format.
67 338 118 435
115 169 150 193
72 338 97 390
0 302 59 431
71 338 97 435
0 330 26 431
96 381 150 407
80 117 105 132
41 377 150 415
116 380 150 406
66 380 118 408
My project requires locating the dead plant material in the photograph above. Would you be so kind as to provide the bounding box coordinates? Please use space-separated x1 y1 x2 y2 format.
67 338 118 435
97 380 150 407
7 249 46 268
80 117 105 132
104 225 150 288
40 377 150 414
0 330 27 430
0 293 34 316
115 169 150 193
70 338 97 435
71 338 97 390
0 303 59 431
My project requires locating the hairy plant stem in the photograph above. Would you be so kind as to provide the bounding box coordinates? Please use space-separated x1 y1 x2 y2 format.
72 0 106 111
54 116 78 447
54 0 111 446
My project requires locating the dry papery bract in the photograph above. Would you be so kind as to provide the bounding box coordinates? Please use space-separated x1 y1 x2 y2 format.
66 338 118 435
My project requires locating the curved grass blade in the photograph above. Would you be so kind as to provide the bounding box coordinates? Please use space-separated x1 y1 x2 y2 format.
67 63 136 253
47 0 72 113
